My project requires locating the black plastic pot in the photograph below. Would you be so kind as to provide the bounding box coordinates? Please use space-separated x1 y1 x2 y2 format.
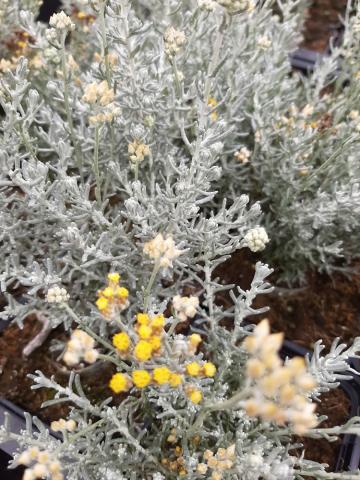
282 339 360 472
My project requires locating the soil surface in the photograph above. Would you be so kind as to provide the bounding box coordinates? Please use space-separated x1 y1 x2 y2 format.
302 0 347 52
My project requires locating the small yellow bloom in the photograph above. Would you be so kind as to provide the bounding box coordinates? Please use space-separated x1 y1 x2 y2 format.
102 287 114 298
132 370 152 388
108 272 120 284
187 388 202 404
137 313 150 325
169 373 183 387
112 332 131 352
153 366 171 385
134 340 153 361
149 336 162 351
203 362 216 377
189 334 202 347
138 325 152 340
116 287 129 299
109 373 130 393
186 362 201 376
96 296 109 312
151 314 165 330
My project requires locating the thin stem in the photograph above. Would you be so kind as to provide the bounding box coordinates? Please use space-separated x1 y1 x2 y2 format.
93 124 102 206
60 33 83 183
143 260 161 311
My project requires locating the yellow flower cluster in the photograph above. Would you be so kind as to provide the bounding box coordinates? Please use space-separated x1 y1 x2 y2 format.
197 445 235 479
243 319 317 434
96 273 129 320
109 312 215 403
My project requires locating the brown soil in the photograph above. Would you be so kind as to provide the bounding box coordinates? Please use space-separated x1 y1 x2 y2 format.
302 0 347 52
0 316 117 423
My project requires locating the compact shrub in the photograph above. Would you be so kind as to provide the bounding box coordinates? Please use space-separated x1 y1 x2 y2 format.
1 1 360 479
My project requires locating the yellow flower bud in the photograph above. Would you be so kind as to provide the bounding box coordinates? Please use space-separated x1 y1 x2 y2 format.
186 362 201 376
109 373 130 393
134 340 153 361
132 370 152 388
153 366 171 385
112 332 131 352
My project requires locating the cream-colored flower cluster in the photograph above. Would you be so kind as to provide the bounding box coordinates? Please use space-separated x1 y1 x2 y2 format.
244 227 269 252
172 295 199 322
82 80 120 124
143 233 183 269
197 445 236 479
257 35 272 50
128 140 151 165
164 27 186 60
49 12 75 31
243 319 318 434
63 329 99 366
17 447 63 480
50 418 77 433
234 147 251 164
46 286 70 304
216 0 255 13
198 0 217 11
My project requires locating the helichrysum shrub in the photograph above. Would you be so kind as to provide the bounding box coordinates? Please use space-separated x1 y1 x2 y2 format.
1 1 360 479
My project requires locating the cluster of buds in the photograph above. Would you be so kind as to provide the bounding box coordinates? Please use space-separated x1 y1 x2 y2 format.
216 0 255 13
46 286 70 304
197 445 236 479
96 273 129 319
128 139 151 165
161 444 187 476
243 319 318 434
172 295 199 322
143 233 183 269
243 226 269 252
63 329 98 366
17 447 63 480
50 418 76 433
164 27 186 60
49 11 75 31
257 35 272 50
234 147 251 164
82 80 120 124
198 0 217 11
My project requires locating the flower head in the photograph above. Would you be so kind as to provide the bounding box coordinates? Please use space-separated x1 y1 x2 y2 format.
173 295 199 322
244 227 269 252
243 319 317 434
63 329 98 367
164 26 186 59
46 286 69 304
49 11 75 31
109 373 131 393
96 273 129 319
143 233 183 269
